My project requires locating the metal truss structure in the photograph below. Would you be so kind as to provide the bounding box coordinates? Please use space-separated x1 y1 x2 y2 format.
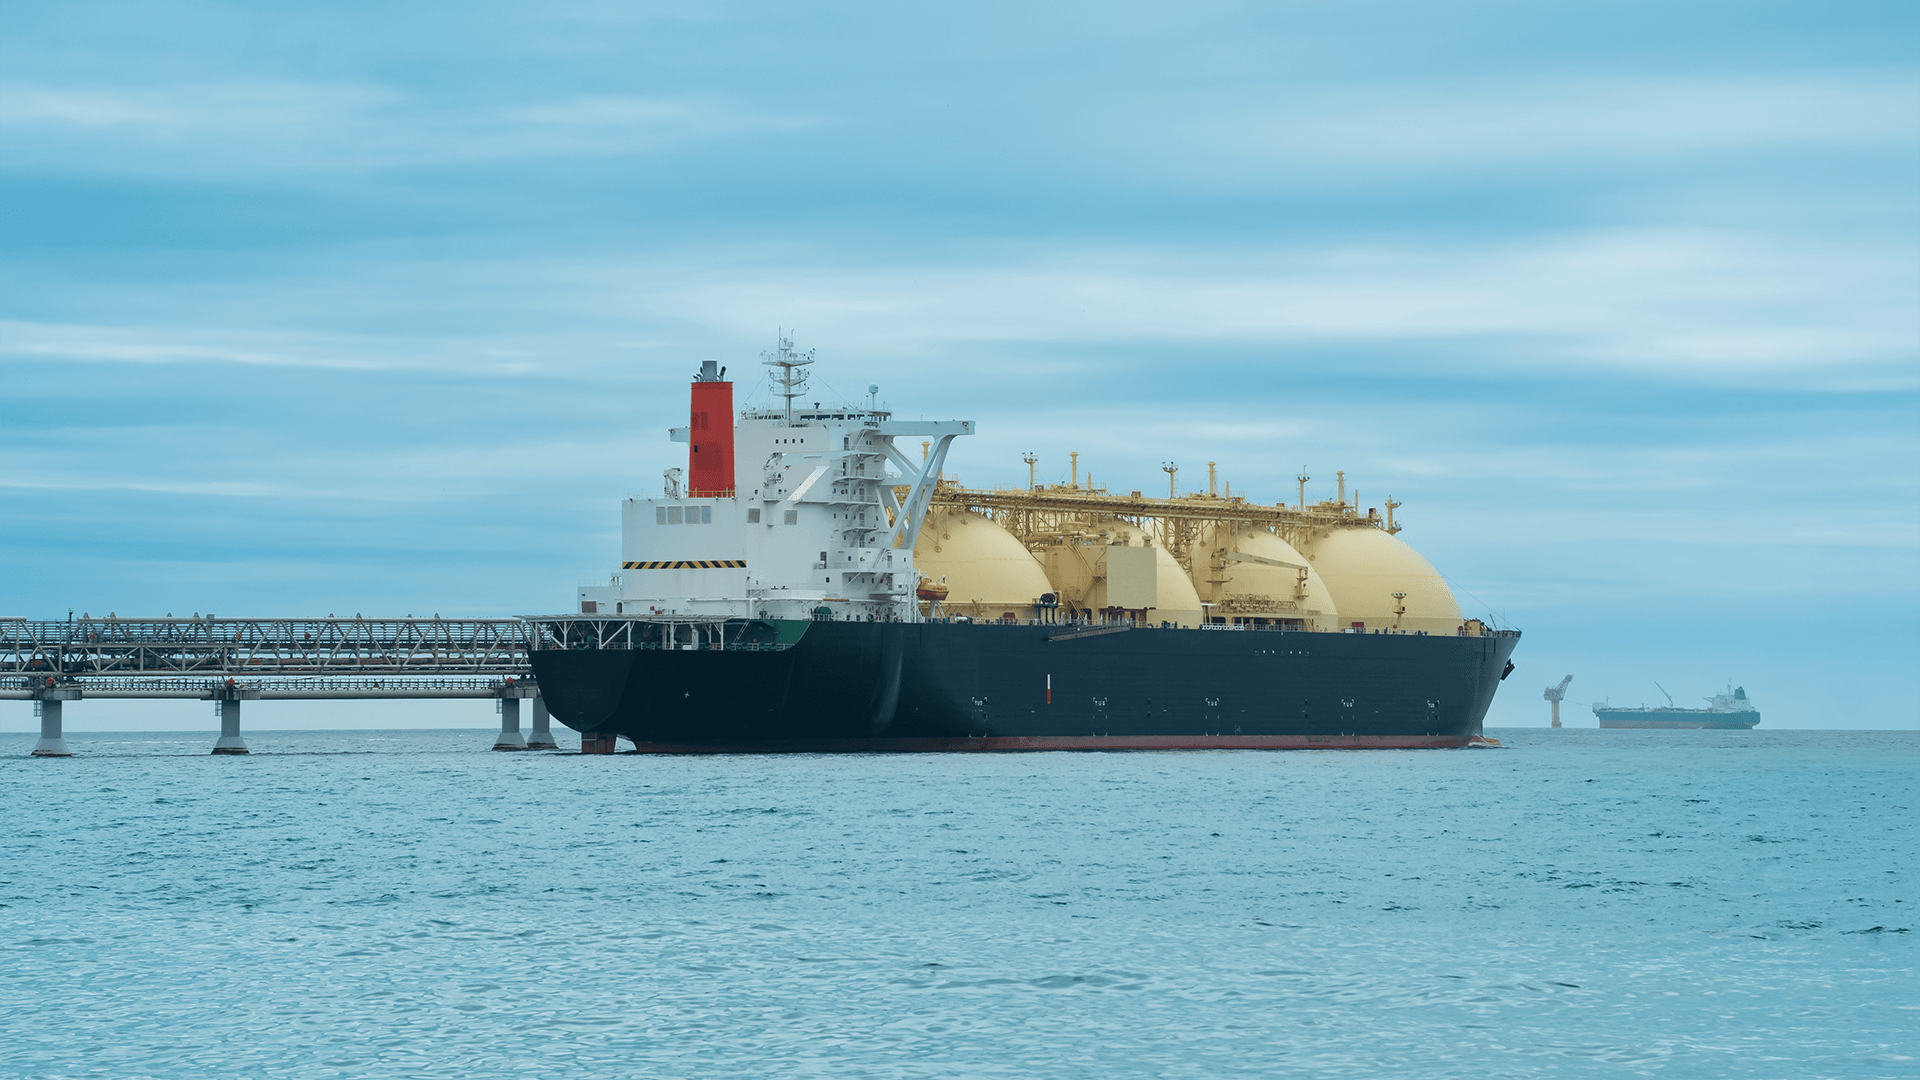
529 616 649 653
0 675 527 701
529 615 792 653
925 480 1394 574
0 618 532 679
1 621 555 755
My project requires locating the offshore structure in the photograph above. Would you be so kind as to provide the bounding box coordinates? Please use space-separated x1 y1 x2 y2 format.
1545 675 1573 728
529 343 1520 752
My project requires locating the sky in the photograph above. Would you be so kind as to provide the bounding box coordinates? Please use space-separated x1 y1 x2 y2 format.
3 0 1916 732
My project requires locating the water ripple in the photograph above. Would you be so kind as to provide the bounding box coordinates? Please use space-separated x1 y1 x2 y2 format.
0 726 1913 1078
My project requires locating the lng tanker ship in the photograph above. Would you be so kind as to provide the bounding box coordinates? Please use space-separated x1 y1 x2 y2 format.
527 340 1520 752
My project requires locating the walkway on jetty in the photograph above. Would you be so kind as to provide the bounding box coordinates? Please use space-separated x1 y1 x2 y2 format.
1 617 554 757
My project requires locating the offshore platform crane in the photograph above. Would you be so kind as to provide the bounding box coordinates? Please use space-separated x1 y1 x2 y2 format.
1544 675 1573 728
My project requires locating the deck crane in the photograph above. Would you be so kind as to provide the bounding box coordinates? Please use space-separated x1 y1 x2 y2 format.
1544 675 1573 728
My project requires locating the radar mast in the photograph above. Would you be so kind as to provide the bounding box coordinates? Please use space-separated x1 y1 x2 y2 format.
761 330 815 424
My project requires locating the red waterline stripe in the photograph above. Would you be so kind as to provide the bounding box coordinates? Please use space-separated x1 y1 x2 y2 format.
612 734 1471 754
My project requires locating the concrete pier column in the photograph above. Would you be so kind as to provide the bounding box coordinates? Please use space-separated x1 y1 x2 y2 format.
213 698 250 755
32 696 74 757
526 694 558 750
492 696 527 751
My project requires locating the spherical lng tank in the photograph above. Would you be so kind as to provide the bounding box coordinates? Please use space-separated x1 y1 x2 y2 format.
913 509 1055 620
1035 524 1205 627
1105 522 1206 627
1200 527 1340 630
1034 541 1101 617
1299 526 1462 633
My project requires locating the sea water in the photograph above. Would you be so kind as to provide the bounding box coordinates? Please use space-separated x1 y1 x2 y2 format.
1 727 1913 1079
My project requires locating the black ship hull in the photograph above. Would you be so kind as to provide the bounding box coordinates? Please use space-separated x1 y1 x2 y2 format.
530 620 1521 752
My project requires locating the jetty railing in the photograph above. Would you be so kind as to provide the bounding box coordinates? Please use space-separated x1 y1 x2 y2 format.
0 617 531 677
2 618 546 757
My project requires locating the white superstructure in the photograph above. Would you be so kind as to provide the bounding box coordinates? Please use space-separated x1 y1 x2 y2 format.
578 347 972 622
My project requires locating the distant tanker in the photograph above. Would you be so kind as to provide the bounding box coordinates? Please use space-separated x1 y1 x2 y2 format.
1593 684 1760 729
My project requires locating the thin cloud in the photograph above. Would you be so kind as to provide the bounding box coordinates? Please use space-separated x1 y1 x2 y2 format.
1164 75 1920 178
508 95 811 134
9 223 1910 387
0 319 595 373
0 82 813 176
2 89 184 127
635 231 1918 383
0 320 390 370
0 428 663 502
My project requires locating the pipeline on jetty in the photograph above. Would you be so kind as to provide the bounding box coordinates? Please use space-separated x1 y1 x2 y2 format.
1 617 550 757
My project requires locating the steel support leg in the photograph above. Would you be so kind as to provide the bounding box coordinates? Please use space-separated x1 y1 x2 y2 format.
213 698 250 755
526 695 557 750
492 697 527 750
32 699 73 757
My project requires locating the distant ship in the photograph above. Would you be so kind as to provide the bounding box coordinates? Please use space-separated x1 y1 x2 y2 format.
1592 684 1760 729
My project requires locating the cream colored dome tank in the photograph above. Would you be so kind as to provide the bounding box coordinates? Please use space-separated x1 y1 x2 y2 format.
1299 526 1462 632
912 509 1056 620
1199 528 1339 629
1106 522 1205 627
1033 521 1204 627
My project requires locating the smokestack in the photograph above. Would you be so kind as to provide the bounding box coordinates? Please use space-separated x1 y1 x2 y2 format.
688 360 734 497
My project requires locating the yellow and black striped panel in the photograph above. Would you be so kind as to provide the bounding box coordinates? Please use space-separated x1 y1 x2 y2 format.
621 559 748 570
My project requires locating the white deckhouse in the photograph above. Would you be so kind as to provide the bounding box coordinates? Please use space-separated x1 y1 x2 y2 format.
577 340 971 623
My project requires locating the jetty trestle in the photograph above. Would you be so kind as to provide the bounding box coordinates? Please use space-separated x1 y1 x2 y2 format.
492 678 538 751
1 616 576 755
1 616 531 678
31 687 80 757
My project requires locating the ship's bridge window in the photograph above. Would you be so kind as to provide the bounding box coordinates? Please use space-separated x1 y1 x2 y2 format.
747 508 762 524
784 509 799 525
663 506 682 525
686 505 710 525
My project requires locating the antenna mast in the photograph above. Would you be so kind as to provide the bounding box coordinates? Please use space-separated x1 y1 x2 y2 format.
760 329 815 424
